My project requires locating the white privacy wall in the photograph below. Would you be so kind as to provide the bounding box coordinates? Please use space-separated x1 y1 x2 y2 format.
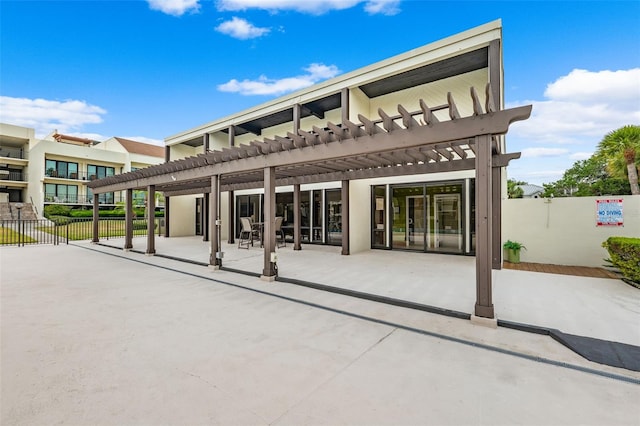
503 196 640 267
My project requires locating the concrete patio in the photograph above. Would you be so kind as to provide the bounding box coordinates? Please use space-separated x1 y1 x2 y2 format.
2 242 639 425
94 235 640 348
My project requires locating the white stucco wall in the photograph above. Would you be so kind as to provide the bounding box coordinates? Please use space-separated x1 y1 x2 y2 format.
503 196 640 267
169 195 197 236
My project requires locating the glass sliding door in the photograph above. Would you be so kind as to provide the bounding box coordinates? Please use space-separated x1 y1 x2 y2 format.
427 182 464 254
391 186 425 250
235 194 262 237
325 189 341 245
371 185 387 248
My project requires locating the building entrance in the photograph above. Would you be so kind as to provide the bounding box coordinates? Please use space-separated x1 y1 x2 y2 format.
389 181 466 254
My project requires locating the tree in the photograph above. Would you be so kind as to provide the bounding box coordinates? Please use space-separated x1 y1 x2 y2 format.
542 155 631 197
507 179 525 198
596 125 640 195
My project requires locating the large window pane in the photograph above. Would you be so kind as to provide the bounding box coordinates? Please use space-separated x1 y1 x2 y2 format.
372 185 386 248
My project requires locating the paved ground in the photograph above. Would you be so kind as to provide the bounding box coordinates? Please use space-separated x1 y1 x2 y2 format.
2 243 640 425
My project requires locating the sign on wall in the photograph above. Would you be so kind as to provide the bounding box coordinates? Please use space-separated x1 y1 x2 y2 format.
596 199 624 226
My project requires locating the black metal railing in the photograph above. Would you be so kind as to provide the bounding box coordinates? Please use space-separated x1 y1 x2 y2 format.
44 170 118 181
0 217 164 247
0 147 26 160
0 170 26 181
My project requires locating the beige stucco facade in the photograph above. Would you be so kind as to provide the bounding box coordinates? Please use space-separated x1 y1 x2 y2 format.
162 21 503 255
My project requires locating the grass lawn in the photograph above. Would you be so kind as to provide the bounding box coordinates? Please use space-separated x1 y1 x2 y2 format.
0 227 38 245
41 219 157 241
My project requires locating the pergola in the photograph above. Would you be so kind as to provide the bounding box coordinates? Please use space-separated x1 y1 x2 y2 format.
88 84 531 320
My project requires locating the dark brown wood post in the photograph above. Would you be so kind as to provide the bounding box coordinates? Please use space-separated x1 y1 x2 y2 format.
146 185 156 255
164 146 170 162
227 126 236 244
202 195 209 242
92 193 99 243
488 39 502 110
262 166 277 279
492 166 502 269
125 188 133 250
227 190 235 244
341 179 350 255
293 183 301 250
209 175 221 268
203 133 209 153
293 104 301 135
474 134 494 319
341 88 349 123
164 196 170 237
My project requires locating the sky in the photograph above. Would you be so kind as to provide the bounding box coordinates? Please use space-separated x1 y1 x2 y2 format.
1 0 639 185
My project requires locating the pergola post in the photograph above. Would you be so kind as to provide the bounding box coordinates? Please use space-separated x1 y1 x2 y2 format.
261 166 277 280
293 183 302 250
164 196 170 237
228 190 235 244
341 179 350 255
209 174 222 269
474 134 494 320
146 185 156 255
124 188 133 250
492 166 502 269
92 194 99 243
202 195 209 242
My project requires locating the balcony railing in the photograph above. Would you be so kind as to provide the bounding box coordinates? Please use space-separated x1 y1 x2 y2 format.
0 170 26 181
0 146 26 160
45 170 111 181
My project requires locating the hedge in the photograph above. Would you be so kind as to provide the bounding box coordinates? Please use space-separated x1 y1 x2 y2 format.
602 237 640 285
53 208 164 218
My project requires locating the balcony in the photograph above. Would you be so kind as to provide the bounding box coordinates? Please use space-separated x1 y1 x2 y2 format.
44 170 112 181
44 193 124 205
0 146 26 160
0 170 27 182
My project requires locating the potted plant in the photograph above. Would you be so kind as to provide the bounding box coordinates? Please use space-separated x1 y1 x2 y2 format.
503 240 526 263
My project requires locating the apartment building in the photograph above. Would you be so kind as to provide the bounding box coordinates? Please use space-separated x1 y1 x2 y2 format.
0 122 164 216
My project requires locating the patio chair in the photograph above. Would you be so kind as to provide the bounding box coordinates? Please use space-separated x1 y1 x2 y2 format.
275 216 286 248
238 217 259 249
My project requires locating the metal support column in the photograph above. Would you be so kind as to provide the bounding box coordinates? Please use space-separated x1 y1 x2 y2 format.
146 185 156 255
262 166 277 279
209 175 221 268
125 188 133 250
474 134 494 318
341 180 350 255
293 183 301 250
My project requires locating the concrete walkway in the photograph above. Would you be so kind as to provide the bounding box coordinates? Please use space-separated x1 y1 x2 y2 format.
1 243 639 425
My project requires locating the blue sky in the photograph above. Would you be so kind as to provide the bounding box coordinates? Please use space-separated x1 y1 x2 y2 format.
1 0 639 185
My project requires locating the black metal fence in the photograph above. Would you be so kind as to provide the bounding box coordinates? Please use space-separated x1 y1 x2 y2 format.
0 218 164 247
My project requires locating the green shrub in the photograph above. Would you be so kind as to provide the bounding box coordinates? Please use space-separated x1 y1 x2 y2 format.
602 237 640 285
49 215 72 225
43 204 72 218
70 209 94 218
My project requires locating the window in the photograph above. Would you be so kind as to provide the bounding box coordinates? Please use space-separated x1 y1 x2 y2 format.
87 164 115 181
44 183 78 203
45 159 78 179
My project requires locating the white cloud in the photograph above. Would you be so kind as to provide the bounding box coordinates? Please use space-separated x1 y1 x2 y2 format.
215 0 400 15
569 152 593 161
508 68 640 145
215 17 270 39
218 63 341 96
147 0 200 16
0 96 107 139
545 68 640 104
521 147 569 158
364 0 401 15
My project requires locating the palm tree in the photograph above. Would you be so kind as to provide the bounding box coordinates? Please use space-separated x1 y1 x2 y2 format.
596 125 640 195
